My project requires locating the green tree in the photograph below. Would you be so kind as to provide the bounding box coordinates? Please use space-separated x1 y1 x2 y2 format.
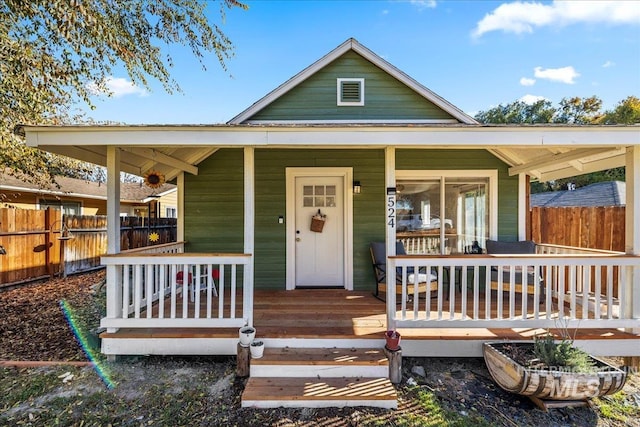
1 0 247 187
598 96 640 124
475 95 629 193
474 99 555 124
554 96 602 124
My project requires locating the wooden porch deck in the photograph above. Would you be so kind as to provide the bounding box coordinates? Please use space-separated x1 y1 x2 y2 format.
101 289 639 357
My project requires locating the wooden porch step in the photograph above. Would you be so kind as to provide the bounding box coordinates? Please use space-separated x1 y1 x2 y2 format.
250 347 389 378
241 377 397 409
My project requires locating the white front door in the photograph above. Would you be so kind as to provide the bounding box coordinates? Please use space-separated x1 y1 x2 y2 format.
294 175 344 287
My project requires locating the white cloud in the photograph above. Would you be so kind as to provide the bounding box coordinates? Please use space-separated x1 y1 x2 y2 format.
602 60 615 68
519 94 547 104
87 76 147 98
472 1 640 38
533 66 580 84
410 0 437 10
520 77 536 86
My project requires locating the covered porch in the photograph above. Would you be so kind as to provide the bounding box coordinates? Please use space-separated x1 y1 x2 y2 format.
99 242 640 358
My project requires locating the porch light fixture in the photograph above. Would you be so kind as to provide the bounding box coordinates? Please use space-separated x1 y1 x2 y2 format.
353 181 361 194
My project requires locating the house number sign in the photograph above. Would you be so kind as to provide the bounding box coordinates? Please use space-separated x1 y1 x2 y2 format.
386 187 396 228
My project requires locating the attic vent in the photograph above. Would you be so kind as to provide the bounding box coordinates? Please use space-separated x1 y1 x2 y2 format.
337 78 364 106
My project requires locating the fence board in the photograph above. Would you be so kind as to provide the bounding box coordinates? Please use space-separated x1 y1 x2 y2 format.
531 206 625 252
0 208 176 286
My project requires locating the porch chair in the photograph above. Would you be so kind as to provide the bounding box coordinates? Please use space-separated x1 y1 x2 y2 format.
370 241 438 302
485 239 543 300
176 268 219 302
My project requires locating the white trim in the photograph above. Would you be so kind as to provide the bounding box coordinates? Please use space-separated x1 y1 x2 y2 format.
385 147 396 328
244 119 460 124
23 126 638 148
285 167 354 291
395 170 499 241
337 78 365 106
106 147 121 255
244 148 255 326
177 172 185 241
518 173 527 241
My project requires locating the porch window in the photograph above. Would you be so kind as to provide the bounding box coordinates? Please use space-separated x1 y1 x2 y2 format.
395 171 496 254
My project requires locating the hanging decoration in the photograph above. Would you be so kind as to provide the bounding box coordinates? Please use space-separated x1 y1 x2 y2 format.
149 232 160 243
143 170 165 189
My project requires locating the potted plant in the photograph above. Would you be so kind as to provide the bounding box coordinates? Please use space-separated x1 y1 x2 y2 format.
238 326 256 347
384 330 401 351
483 333 627 401
250 340 265 359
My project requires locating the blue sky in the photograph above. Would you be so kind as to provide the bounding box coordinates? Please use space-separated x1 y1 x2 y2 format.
85 0 640 124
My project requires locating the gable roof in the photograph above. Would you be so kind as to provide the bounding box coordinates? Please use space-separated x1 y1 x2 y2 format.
531 181 626 208
0 172 176 204
228 38 478 125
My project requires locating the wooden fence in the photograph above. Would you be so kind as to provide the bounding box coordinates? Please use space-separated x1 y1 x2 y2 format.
530 206 625 252
0 208 177 286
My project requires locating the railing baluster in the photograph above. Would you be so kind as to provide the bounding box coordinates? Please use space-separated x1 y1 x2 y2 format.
582 267 591 319
158 265 165 319
206 263 213 319
473 266 479 320
218 264 226 319
230 264 237 319
461 266 467 320
122 265 130 318
497 265 503 320
607 265 613 319
146 263 153 319
182 264 189 319
594 266 601 319
170 264 177 319
569 265 577 319
521 263 527 319
509 267 515 320
484 265 491 320
134 264 142 318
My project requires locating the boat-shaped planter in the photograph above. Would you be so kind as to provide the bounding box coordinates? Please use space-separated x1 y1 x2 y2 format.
483 341 627 401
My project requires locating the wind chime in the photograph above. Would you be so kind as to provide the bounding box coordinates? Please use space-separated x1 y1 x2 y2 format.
143 150 165 243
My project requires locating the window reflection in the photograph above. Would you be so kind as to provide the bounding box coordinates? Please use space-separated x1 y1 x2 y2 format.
396 177 489 254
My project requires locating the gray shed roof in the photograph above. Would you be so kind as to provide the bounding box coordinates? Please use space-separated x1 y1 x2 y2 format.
531 181 625 208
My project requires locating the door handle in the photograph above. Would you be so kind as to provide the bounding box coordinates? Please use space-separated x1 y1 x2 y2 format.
296 238 301 242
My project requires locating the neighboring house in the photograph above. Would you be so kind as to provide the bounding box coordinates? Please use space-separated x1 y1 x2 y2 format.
0 172 178 218
18 39 640 365
531 181 626 208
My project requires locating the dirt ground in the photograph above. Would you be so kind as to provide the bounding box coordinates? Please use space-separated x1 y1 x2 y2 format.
1 270 639 426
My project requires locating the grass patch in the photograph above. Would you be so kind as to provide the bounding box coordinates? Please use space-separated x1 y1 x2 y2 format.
595 391 639 423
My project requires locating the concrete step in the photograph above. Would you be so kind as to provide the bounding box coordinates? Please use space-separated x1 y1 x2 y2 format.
250 347 389 378
241 376 397 409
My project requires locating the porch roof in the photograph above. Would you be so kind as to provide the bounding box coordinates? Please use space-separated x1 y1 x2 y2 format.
17 123 639 182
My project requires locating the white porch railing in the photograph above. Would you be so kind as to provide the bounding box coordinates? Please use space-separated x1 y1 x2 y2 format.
388 253 640 330
100 242 252 332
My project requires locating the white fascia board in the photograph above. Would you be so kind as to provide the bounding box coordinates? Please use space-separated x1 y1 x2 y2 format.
22 125 640 148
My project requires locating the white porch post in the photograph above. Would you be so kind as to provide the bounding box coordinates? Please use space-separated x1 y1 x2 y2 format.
244 147 255 327
625 146 640 334
176 171 185 242
105 146 122 333
385 147 396 328
518 173 527 241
